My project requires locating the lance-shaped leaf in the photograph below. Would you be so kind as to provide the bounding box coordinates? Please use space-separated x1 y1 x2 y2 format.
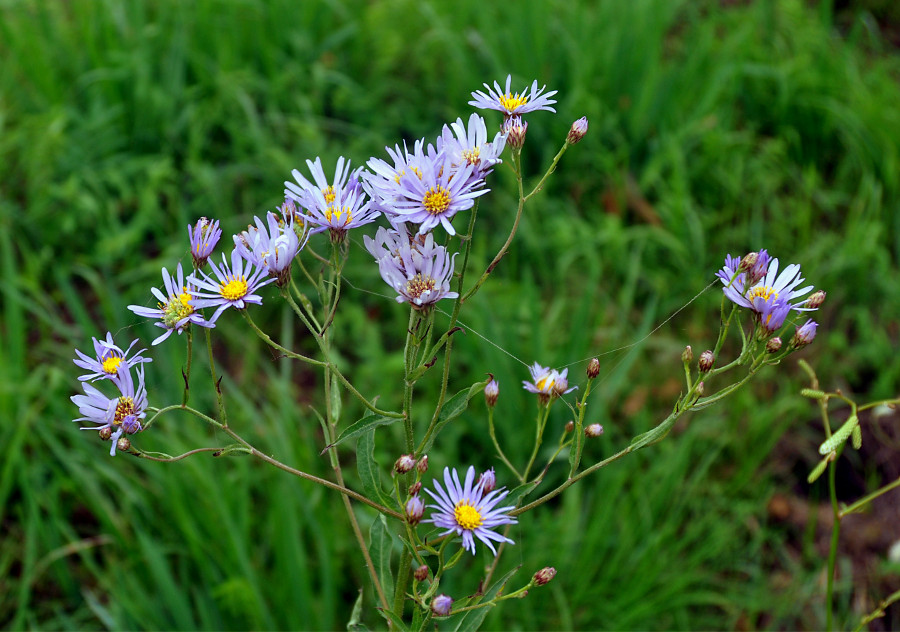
419 379 489 455
322 411 402 453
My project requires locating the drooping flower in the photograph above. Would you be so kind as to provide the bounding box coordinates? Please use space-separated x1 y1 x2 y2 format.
71 364 148 456
188 217 222 268
73 332 151 381
188 249 274 324
423 465 517 556
469 75 558 116
128 263 214 345
369 231 458 308
390 153 488 236
522 363 576 401
284 157 380 241
233 209 307 286
439 113 506 182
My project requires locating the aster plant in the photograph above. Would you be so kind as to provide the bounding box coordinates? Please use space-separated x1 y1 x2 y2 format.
70 74 840 631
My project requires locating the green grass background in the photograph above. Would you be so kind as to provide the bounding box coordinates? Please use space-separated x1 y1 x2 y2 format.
2 0 899 629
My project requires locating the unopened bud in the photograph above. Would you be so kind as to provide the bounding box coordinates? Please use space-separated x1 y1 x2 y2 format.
414 565 429 582
698 350 715 373
806 290 826 310
585 423 604 437
116 437 131 452
565 421 575 433
501 115 528 149
567 117 589 144
408 481 422 496
416 454 429 473
99 426 113 441
478 468 496 494
587 357 600 379
696 381 705 396
405 496 425 525
739 251 758 272
681 345 693 364
766 337 782 353
533 567 557 586
394 454 417 474
791 320 818 348
484 377 499 408
431 594 453 617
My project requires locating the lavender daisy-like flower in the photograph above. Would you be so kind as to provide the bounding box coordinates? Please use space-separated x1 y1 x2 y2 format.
233 209 307 287
439 113 506 182
73 332 151 382
188 217 222 268
522 363 576 401
792 319 818 348
469 75 558 116
718 254 815 315
284 157 380 241
391 153 487 236
128 263 213 345
370 231 458 308
71 364 148 456
188 249 274 324
362 140 437 217
423 466 517 556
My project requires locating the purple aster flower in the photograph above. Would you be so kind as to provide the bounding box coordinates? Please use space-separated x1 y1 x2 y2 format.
718 254 815 316
362 140 436 216
522 363 576 402
406 495 425 525
439 113 506 182
73 332 151 382
369 231 458 308
284 157 380 242
792 319 818 348
431 594 453 617
759 299 793 334
71 364 148 456
188 249 274 324
469 75 558 116
128 263 214 345
390 153 488 236
188 217 222 268
423 466 517 556
234 209 307 287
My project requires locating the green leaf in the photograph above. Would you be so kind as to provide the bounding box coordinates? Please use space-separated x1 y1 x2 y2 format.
451 566 520 632
629 415 678 451
357 429 393 507
420 379 489 455
346 589 368 631
504 480 540 508
330 372 342 423
324 412 401 453
368 515 395 608
376 607 409 632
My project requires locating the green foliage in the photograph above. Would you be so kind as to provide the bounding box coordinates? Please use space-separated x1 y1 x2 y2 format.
3 0 900 629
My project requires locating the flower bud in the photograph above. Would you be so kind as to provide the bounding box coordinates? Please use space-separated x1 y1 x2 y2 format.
408 481 422 496
116 437 131 453
567 117 588 144
565 420 575 433
431 594 453 617
698 350 715 373
478 468 496 494
681 345 693 364
552 374 570 397
587 357 600 379
805 290 826 310
585 423 604 438
405 495 425 525
766 337 782 353
416 454 429 474
739 251 757 272
484 377 499 408
501 115 528 149
533 567 557 586
394 454 417 474
99 426 113 441
696 381 705 397
791 320 818 348
414 565 429 582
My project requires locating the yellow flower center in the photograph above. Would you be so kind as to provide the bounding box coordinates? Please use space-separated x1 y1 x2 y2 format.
322 186 336 204
162 287 195 328
535 375 555 392
220 277 249 301
423 186 451 215
454 501 483 530
499 92 529 112
101 356 123 375
406 274 436 299
747 285 778 302
461 148 481 166
325 205 352 226
114 396 135 426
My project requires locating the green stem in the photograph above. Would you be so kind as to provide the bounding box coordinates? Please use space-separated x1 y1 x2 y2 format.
241 310 326 366
522 404 552 481
205 326 227 426
840 476 900 517
826 452 841 632
488 407 522 482
181 328 193 407
523 140 570 202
